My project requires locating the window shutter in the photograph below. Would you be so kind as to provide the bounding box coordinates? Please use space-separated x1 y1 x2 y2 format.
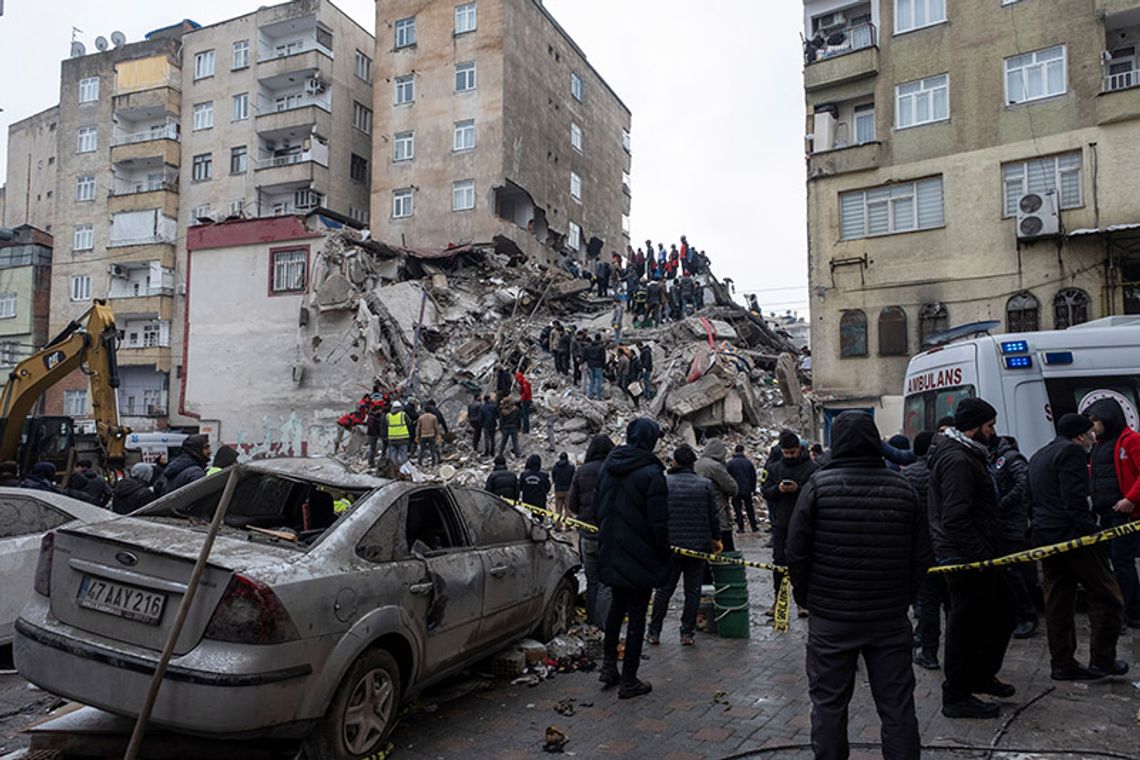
840 192 864 240
916 178 944 228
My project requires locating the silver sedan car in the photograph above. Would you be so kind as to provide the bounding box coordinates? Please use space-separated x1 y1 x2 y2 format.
15 459 579 759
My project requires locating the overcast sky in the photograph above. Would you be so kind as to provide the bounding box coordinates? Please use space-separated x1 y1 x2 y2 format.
0 0 809 315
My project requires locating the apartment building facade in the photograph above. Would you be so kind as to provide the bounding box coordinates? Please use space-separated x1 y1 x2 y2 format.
803 0 1140 438
370 0 631 263
0 226 53 387
16 0 373 432
3 106 61 231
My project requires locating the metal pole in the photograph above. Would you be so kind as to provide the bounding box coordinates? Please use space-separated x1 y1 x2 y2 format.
123 465 243 760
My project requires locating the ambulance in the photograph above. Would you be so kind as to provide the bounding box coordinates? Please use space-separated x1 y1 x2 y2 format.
902 316 1140 458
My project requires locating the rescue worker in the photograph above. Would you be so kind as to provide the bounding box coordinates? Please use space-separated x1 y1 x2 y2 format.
155 435 211 496
479 394 498 458
519 454 551 509
515 371 533 434
485 455 519 500
206 445 239 475
638 342 654 399
385 401 411 466
416 405 442 466
498 396 522 458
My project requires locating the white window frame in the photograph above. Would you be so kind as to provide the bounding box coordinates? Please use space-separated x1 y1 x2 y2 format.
395 17 416 49
455 2 477 34
1001 152 1082 217
192 153 212 182
275 93 302 112
75 175 95 202
355 50 373 82
78 76 99 103
76 126 97 153
854 103 876 144
895 74 949 129
622 214 631 237
191 204 212 222
0 342 18 367
570 172 582 201
64 389 88 417
840 176 945 240
454 120 476 151
1004 45 1067 105
394 131 414 162
394 75 415 105
352 102 373 134
392 189 414 219
73 224 94 251
567 221 581 251
453 179 475 211
232 40 250 69
455 61 476 92
571 71 583 101
894 0 947 35
271 249 307 294
232 93 249 121
570 122 582 153
0 293 16 319
194 50 215 80
193 101 214 131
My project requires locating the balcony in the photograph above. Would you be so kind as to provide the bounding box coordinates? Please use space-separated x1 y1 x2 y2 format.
253 156 330 188
112 122 179 148
108 183 179 216
256 48 332 81
109 294 174 321
110 138 180 169
254 103 331 137
1096 0 1140 15
804 23 878 92
113 86 181 121
808 141 882 178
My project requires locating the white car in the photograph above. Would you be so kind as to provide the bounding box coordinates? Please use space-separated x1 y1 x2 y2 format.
0 488 116 646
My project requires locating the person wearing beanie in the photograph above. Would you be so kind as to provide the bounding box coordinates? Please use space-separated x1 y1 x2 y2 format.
155 435 211 496
484 455 519 500
207 445 239 475
519 454 551 509
927 396 1014 719
1029 412 1127 681
21 461 60 493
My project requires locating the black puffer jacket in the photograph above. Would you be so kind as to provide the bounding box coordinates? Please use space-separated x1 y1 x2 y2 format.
1088 398 1127 516
584 341 606 369
990 437 1030 541
519 455 551 507
726 452 758 496
664 466 719 552
761 450 816 529
551 459 575 493
1029 435 1097 544
597 419 670 590
902 459 931 514
567 435 613 534
111 477 155 515
155 440 209 497
927 431 1000 562
787 411 931 623
485 464 519 500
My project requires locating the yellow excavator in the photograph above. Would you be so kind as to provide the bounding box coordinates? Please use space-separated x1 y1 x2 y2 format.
0 300 130 476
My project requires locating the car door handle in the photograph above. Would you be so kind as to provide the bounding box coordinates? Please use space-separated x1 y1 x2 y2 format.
409 582 433 595
489 565 508 577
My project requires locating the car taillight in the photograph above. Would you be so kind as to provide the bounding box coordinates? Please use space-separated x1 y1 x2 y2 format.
34 531 55 597
203 573 299 644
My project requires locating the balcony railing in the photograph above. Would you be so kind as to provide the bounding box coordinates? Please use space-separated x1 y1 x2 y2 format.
254 151 315 170
108 234 176 248
258 38 333 63
109 286 174 298
1104 68 1139 92
112 124 179 147
804 23 877 64
109 180 179 197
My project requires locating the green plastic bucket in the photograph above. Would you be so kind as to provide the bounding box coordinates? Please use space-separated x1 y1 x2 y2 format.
715 584 749 605
714 600 750 638
710 551 747 587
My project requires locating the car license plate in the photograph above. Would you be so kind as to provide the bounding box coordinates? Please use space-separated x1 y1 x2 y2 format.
78 576 166 625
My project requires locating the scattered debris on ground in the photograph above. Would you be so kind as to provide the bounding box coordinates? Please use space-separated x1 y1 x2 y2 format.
542 724 569 753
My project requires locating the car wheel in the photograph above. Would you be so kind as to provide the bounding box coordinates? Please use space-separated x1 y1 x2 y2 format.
305 649 402 760
537 576 576 642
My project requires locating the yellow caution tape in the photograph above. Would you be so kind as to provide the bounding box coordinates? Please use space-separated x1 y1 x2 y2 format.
930 520 1140 574
505 499 791 632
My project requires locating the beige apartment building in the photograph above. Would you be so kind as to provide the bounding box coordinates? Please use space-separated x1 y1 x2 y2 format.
803 0 1140 439
7 0 374 432
370 0 632 263
3 106 61 231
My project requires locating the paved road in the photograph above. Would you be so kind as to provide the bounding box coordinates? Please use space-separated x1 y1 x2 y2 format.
2 531 1137 758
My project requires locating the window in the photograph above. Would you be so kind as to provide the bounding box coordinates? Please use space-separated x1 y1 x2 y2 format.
840 177 944 240
229 199 245 216
78 76 99 103
349 206 370 224
622 170 631 194
621 128 631 153
76 126 97 153
295 188 322 210
1002 152 1081 217
1007 291 1040 332
854 103 876 144
455 2 477 34
0 292 16 320
232 40 250 69
192 153 213 182
455 61 476 92
1053 288 1090 329
73 224 94 251
567 221 581 250
271 249 307 294
75 175 95 202
454 120 475 151
194 50 215 80
275 93 302 112
394 75 415 105
0 342 17 367
355 50 373 82
622 213 630 237
1005 46 1066 104
393 131 414 161
191 204 212 222
350 153 368 183
230 145 247 174
839 310 868 357
393 189 413 218
64 390 88 417
571 71 583 101
453 179 475 211
896 74 948 128
232 93 249 121
353 101 373 134
395 17 416 48
570 172 581 201
570 122 582 152
878 306 908 356
69 273 91 301
193 101 214 131
919 302 949 346
1105 46 1137 92
457 491 529 545
895 0 946 34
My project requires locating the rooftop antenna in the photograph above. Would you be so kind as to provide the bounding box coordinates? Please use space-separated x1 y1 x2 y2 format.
95 36 109 52
111 31 126 47
70 26 86 58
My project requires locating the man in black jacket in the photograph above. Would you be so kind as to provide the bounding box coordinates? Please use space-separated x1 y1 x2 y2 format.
155 435 211 497
467 393 484 452
597 418 669 699
67 460 113 506
519 454 551 509
498 397 522 458
990 435 1038 639
484 456 519 501
928 398 1015 719
787 410 929 760
112 463 156 514
584 334 607 400
568 434 614 627
479 395 498 458
1029 413 1126 680
647 445 719 646
761 430 817 612
906 432 945 671
551 452 575 524
727 444 759 533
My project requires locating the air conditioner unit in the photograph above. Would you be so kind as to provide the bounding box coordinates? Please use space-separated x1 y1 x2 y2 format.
304 77 326 95
176 283 187 295
109 264 126 277
1016 191 1060 240
815 11 846 33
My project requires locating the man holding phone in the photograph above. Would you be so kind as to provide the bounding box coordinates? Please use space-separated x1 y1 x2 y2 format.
762 429 817 616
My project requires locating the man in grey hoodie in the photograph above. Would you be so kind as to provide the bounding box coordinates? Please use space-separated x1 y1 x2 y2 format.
694 438 739 551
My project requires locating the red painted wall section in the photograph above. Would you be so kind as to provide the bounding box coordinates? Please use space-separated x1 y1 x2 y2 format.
187 216 322 252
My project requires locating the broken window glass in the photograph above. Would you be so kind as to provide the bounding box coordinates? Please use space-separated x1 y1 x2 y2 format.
1053 288 1090 329
1006 291 1040 333
877 306 908 356
839 309 868 357
454 490 529 546
405 488 464 554
356 503 400 563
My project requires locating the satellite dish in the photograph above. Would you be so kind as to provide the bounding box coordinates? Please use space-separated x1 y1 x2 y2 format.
70 41 86 58
95 36 109 51
111 31 126 47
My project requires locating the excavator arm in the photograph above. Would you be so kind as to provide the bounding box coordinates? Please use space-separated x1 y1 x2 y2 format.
0 300 130 467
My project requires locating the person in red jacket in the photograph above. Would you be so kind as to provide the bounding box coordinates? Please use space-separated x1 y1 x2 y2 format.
514 371 533 434
1088 398 1140 627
